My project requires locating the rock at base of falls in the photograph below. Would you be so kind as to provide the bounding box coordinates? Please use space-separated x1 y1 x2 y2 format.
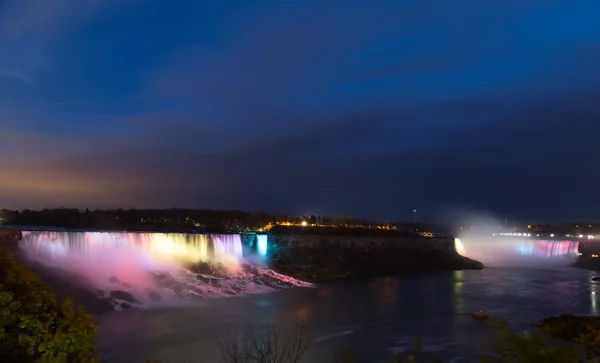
110 290 138 304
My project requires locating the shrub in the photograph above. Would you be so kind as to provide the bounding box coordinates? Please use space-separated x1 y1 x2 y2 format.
326 318 600 363
0 252 98 363
216 321 307 363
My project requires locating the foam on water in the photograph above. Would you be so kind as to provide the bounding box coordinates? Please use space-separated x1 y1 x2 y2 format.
19 231 311 309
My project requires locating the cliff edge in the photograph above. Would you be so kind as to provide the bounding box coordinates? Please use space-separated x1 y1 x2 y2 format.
267 230 484 282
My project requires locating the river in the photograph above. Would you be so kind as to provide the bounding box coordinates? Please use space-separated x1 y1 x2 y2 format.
96 266 600 363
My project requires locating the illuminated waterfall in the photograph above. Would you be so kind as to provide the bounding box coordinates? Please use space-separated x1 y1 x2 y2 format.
18 231 311 308
455 236 579 267
21 231 213 264
256 234 268 257
212 234 244 259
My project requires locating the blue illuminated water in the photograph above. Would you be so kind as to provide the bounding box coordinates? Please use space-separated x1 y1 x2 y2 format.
257 234 268 257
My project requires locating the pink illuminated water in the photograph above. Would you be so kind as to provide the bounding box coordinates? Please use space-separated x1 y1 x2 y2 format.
19 231 310 309
455 236 579 267
212 234 243 259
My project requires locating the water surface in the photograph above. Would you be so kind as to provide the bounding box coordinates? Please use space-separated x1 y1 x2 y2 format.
97 266 600 363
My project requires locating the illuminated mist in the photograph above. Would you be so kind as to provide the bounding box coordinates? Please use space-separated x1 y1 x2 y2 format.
455 236 579 267
451 211 579 267
19 231 310 309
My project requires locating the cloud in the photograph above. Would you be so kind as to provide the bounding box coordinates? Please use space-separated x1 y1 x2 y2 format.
0 66 33 83
1 0 600 221
2 81 599 220
147 0 600 113
0 0 133 83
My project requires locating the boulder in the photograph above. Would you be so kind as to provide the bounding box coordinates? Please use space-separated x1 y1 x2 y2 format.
110 290 138 303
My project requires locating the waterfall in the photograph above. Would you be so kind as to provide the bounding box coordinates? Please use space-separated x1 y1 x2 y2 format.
256 234 268 257
456 236 579 267
17 230 310 309
21 231 213 264
211 234 244 259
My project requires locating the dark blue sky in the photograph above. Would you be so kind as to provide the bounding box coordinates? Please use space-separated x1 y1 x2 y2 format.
1 0 600 222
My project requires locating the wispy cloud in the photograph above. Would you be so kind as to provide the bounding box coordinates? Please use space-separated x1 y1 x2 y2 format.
0 0 132 83
2 85 600 219
0 66 33 83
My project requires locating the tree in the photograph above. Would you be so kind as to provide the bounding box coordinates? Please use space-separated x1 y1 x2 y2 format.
0 252 98 363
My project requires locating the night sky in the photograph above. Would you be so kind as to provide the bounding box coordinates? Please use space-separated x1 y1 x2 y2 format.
1 0 600 222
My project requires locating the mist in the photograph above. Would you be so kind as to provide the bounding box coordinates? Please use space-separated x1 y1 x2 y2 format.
448 208 579 267
17 231 310 310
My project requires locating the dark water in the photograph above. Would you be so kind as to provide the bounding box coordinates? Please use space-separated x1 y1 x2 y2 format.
96 266 600 363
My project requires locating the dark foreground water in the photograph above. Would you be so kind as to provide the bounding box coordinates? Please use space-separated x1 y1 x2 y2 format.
96 266 600 363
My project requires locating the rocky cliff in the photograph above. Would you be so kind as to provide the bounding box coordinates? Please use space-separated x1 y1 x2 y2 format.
267 231 483 282
573 240 600 270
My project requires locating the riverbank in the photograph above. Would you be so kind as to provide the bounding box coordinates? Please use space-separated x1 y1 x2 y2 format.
0 227 21 252
0 245 99 362
0 228 116 314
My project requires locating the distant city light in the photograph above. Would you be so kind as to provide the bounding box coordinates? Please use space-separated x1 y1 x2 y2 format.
301 221 308 227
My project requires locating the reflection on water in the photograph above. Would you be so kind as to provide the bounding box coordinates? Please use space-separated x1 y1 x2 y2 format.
295 304 311 322
453 270 465 316
369 276 399 316
97 267 600 363
591 271 598 315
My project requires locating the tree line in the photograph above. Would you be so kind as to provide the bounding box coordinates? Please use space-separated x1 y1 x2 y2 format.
0 208 397 233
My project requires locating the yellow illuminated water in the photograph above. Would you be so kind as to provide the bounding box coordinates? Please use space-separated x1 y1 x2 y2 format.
20 231 242 267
